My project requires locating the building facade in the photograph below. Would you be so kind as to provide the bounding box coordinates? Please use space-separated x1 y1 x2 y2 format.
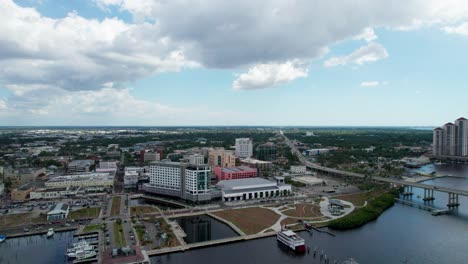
47 203 70 221
189 154 205 165
433 117 468 157
143 162 211 202
11 184 33 201
208 149 236 168
235 138 253 158
45 173 114 188
216 177 292 202
68 160 95 173
290 165 307 174
256 142 277 161
213 166 257 181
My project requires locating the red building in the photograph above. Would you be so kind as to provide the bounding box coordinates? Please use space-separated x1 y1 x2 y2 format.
214 166 257 181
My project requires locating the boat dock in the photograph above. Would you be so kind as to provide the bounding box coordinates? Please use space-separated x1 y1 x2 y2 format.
395 198 451 216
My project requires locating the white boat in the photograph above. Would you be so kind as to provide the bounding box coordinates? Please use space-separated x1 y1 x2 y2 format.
72 240 89 248
75 249 97 260
0 235 6 243
46 228 54 238
277 229 306 253
66 240 95 258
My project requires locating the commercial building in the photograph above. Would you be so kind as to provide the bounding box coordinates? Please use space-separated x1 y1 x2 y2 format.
240 158 272 176
67 160 95 173
189 154 205 165
3 167 46 186
11 184 33 201
47 203 70 221
45 173 114 188
304 149 329 156
213 166 257 181
235 138 253 158
433 117 468 157
143 162 211 202
30 186 81 200
290 165 307 174
208 149 236 168
216 177 292 202
96 161 118 174
256 142 277 161
143 151 161 162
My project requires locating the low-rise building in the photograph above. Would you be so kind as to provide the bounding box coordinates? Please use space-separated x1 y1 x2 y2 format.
11 184 33 201
4 167 46 186
67 160 95 173
144 151 161 162
304 149 329 156
290 165 307 174
240 158 272 176
30 186 81 200
216 177 291 202
47 203 70 221
213 166 257 181
96 161 118 174
45 173 114 188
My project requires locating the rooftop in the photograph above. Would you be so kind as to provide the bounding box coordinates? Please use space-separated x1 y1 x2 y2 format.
240 158 272 164
47 172 113 182
69 159 94 167
221 166 257 173
217 177 277 190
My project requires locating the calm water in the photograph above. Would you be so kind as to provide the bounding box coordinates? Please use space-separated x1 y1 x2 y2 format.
175 215 239 244
151 164 468 264
0 231 75 264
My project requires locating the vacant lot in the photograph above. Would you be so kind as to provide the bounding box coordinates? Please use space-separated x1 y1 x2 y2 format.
0 212 46 228
212 207 280 235
282 204 322 218
69 207 100 219
82 223 102 233
110 196 121 216
131 206 159 217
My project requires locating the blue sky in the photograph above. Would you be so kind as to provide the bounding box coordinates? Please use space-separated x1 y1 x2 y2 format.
0 0 467 126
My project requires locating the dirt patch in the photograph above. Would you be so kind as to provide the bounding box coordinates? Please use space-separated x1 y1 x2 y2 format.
212 207 280 235
334 190 382 206
0 212 46 228
131 206 159 217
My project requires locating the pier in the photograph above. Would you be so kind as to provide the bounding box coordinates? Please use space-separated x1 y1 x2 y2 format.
146 231 277 256
394 199 450 215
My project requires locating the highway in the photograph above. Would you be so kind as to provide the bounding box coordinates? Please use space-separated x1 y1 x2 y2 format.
280 130 468 197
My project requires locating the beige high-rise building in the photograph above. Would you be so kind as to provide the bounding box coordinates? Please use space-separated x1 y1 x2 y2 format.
455 117 468 157
433 117 468 157
208 149 236 168
433 127 444 156
443 122 456 156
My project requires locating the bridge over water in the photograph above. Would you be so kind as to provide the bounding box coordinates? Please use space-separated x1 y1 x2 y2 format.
281 131 465 209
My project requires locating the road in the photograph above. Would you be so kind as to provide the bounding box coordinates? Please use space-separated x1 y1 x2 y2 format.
280 130 468 197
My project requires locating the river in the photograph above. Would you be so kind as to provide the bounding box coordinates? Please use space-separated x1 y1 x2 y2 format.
1 165 467 264
151 164 468 264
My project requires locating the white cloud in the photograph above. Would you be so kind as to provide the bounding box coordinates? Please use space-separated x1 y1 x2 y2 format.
360 81 380 87
443 22 468 36
354 28 378 42
232 61 308 90
324 42 389 67
0 0 197 93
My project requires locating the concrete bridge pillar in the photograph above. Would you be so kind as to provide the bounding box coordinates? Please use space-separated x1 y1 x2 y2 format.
447 193 460 208
402 185 413 198
423 189 435 202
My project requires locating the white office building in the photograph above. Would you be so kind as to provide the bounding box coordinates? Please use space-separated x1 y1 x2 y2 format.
235 138 253 158
143 162 211 202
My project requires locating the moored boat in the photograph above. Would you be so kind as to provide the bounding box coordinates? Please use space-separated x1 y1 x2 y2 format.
277 229 306 253
46 228 54 238
0 235 6 243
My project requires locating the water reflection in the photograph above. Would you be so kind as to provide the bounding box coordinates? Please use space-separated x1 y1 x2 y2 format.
175 215 238 244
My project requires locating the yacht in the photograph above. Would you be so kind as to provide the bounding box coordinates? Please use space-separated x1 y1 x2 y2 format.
75 249 97 260
46 228 54 238
277 229 306 253
0 235 6 243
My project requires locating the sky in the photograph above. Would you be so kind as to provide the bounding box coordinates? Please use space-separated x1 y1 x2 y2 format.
0 0 467 126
